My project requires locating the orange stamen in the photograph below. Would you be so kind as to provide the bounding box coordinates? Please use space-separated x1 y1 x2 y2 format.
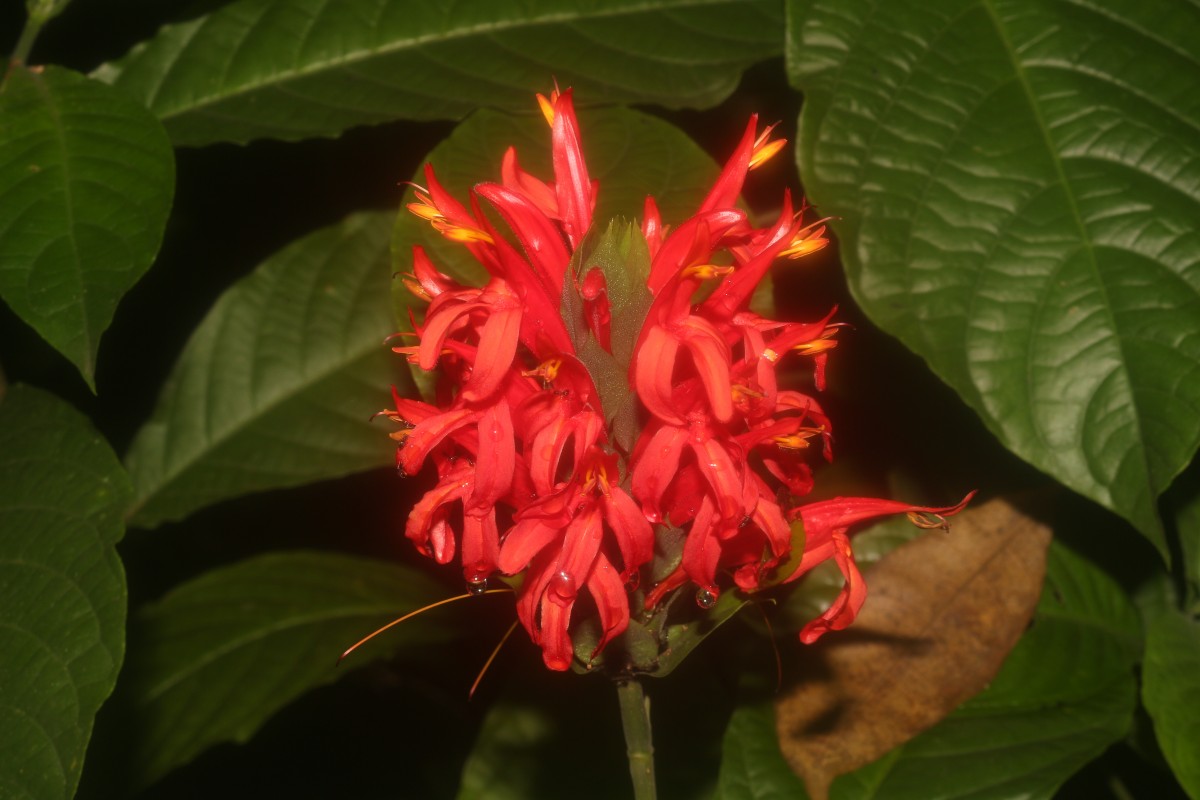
337 588 513 664
683 264 735 280
470 620 520 699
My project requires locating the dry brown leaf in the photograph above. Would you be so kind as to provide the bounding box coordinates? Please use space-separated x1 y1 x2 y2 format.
774 496 1051 799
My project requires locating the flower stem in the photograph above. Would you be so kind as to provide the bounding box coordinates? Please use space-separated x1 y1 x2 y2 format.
616 677 656 800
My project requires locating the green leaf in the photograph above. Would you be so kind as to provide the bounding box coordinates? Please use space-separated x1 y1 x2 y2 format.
125 551 459 788
0 384 132 800
124 210 410 528
1143 608 1200 799
457 699 557 800
786 0 1200 557
94 0 783 146
717 543 1140 800
1169 465 1200 610
716 702 809 800
457 687 626 800
0 65 174 388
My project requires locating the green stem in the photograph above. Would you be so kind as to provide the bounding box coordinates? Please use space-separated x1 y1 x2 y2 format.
616 677 657 800
9 14 43 68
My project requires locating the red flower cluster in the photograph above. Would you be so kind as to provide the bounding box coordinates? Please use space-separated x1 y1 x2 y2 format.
383 89 970 670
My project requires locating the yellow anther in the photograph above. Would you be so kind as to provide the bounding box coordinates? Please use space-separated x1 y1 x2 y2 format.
536 89 559 128
682 264 735 280
401 275 431 301
523 358 563 383
761 347 780 363
732 384 764 401
434 220 494 244
780 216 833 259
408 188 494 244
772 427 824 450
907 511 950 531
792 327 840 357
748 124 786 170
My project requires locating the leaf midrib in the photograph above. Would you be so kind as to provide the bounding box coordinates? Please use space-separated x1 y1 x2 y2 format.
980 0 1158 538
122 0 764 121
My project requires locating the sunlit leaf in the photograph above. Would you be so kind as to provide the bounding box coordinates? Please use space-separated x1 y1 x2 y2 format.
124 210 409 528
787 0 1200 557
95 0 782 146
0 385 131 799
125 551 458 788
0 65 173 387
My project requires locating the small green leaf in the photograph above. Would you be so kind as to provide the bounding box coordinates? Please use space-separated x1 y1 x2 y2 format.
787 0 1200 556
1143 608 1200 799
0 385 132 800
125 551 459 788
716 702 810 800
94 0 782 146
719 543 1140 800
655 589 749 677
457 687 626 800
124 210 410 528
457 699 557 800
0 65 174 388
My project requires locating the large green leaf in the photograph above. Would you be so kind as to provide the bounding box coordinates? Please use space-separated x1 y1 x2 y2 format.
786 0 1200 557
0 385 132 799
124 551 459 788
124 210 409 528
93 0 782 146
1143 608 1200 799
716 543 1140 799
0 65 174 388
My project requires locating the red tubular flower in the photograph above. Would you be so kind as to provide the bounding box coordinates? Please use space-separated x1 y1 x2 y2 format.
384 86 972 672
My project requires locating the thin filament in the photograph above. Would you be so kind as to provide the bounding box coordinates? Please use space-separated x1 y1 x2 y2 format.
338 588 513 664
469 619 520 700
752 599 783 692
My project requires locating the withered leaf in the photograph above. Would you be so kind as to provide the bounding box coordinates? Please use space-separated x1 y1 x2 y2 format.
774 496 1051 799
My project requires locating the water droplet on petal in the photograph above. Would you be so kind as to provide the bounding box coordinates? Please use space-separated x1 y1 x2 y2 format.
624 571 641 592
550 570 577 604
695 587 718 609
466 576 489 595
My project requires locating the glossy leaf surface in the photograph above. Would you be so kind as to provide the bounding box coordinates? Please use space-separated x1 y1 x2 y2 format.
124 210 406 527
0 65 173 386
95 0 782 146
787 0 1200 556
124 551 456 788
0 385 131 799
